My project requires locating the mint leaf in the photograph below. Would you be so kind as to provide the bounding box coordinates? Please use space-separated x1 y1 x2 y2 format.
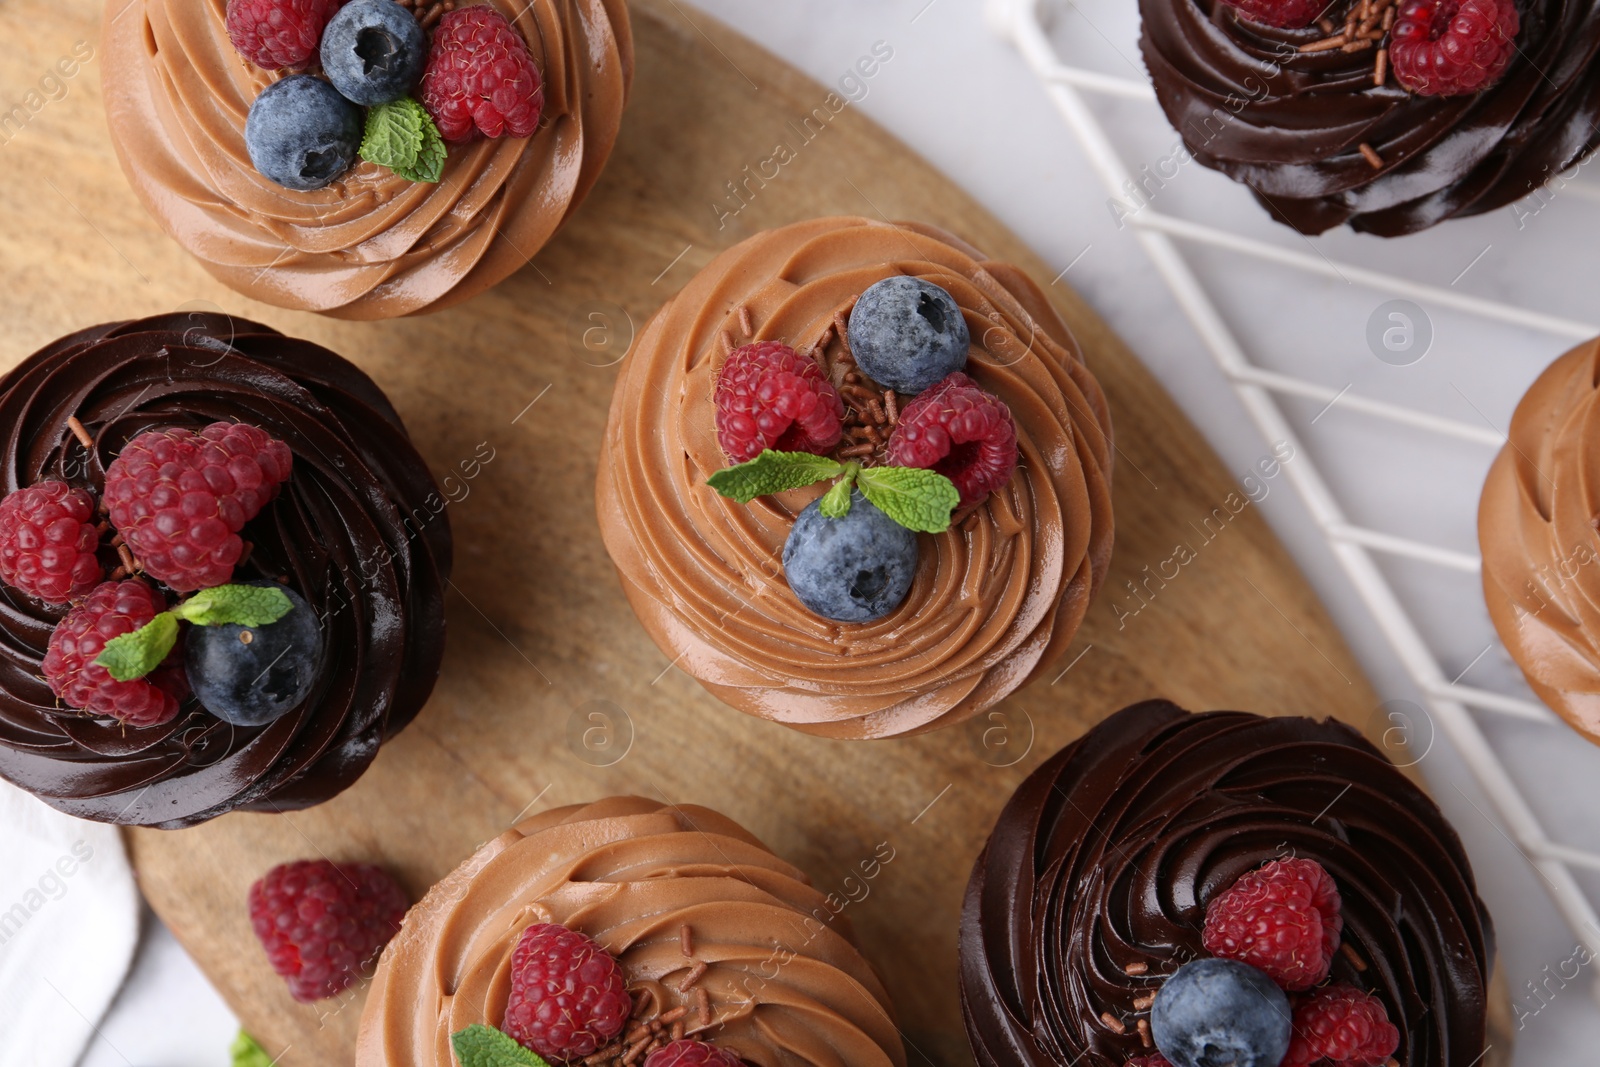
857 465 960 533
360 99 426 173
95 612 178 682
396 111 446 183
819 476 854 518
707 450 844 503
451 1024 551 1067
231 1031 274 1067
173 584 293 628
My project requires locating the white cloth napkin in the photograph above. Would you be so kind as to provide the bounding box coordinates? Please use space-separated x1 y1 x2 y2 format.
0 780 139 1067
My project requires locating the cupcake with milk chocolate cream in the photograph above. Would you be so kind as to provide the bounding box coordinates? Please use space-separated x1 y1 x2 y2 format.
960 700 1494 1067
1480 337 1600 746
357 796 905 1067
102 0 631 318
596 216 1114 739
1139 0 1600 235
0 314 450 828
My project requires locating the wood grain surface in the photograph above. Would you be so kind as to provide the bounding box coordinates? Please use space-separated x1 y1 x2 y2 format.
0 1 1419 1064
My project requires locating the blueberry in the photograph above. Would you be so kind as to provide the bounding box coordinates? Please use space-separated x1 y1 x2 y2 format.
244 75 362 191
847 276 970 394
782 490 917 623
185 582 325 727
320 0 429 107
1151 958 1293 1067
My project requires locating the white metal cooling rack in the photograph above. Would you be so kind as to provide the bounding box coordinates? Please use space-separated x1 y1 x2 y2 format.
988 0 1600 990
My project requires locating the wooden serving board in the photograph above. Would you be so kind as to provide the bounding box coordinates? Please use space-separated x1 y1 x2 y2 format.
3 1 1397 1063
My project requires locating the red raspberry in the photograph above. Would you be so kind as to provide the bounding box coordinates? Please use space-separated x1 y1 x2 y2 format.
1390 0 1519 97
41 580 184 728
714 341 845 464
1203 857 1342 991
1222 0 1328 28
503 922 630 1060
645 1040 744 1067
420 6 545 143
225 0 347 71
0 481 103 603
248 859 407 1003
1282 986 1401 1067
885 371 1018 510
104 422 292 593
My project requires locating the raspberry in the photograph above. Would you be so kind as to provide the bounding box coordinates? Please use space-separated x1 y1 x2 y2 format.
503 922 630 1060
225 0 347 71
248 859 407 1003
1222 0 1329 28
1283 986 1401 1067
644 1040 744 1067
714 341 845 464
41 580 184 728
0 481 103 603
104 422 292 593
1390 0 1519 97
885 372 1018 510
1202 857 1343 991
420 7 545 142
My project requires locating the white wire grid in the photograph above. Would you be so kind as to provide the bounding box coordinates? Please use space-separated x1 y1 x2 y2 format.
988 0 1600 986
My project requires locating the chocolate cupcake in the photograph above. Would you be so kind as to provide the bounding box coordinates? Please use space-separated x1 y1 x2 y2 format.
1139 0 1600 235
102 0 632 318
357 796 905 1067
596 216 1114 739
1480 337 1600 745
0 314 450 828
960 700 1494 1067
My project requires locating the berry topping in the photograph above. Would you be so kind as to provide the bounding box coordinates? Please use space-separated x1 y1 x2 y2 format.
185 582 324 726
503 922 631 1061
1390 0 1519 97
783 490 918 623
885 372 1018 510
1123 1058 1174 1067
320 0 429 107
225 0 347 71
41 580 185 727
847 277 970 395
0 481 103 603
1151 958 1293 1067
1202 857 1343 992
1282 986 1401 1067
104 421 292 593
419 6 545 142
248 859 407 1003
714 341 845 464
244 75 362 191
1220 0 1328 29
644 1040 744 1067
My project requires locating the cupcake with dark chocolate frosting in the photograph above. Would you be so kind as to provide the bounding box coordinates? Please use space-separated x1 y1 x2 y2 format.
0 313 450 828
1139 0 1600 235
959 700 1494 1067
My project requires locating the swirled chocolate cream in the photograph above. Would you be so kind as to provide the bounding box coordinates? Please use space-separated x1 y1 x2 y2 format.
1139 0 1600 235
960 700 1494 1067
1480 337 1600 746
102 0 631 318
0 314 450 828
357 796 906 1067
596 217 1114 739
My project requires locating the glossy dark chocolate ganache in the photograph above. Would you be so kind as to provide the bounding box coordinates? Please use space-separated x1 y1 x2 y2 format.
0 315 450 828
1139 0 1600 235
959 700 1494 1067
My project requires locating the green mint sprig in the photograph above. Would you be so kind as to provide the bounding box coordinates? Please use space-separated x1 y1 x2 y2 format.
231 1031 274 1067
360 98 446 184
706 449 959 534
451 1024 553 1067
95 584 293 682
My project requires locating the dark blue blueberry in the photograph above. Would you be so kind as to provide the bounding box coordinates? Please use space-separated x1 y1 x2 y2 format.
244 75 362 191
847 276 969 394
1151 958 1293 1067
320 0 429 107
782 490 917 623
185 582 325 727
